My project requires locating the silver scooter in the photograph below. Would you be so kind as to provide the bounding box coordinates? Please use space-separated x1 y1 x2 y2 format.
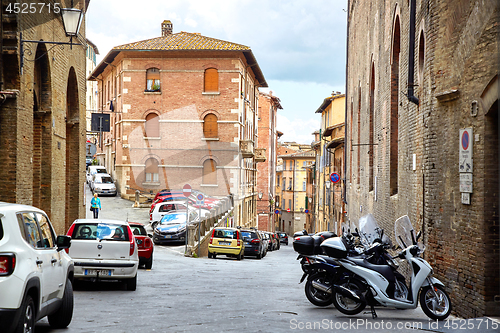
322 215 452 320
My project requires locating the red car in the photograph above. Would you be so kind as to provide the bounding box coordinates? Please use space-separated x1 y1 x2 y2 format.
128 222 154 269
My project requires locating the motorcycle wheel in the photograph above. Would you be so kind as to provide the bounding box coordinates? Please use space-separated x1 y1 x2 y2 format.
305 273 333 306
420 285 452 320
332 280 366 315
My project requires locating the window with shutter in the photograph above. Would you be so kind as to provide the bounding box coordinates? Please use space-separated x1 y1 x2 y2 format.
145 158 159 183
145 113 159 137
203 114 218 138
204 68 218 92
146 68 161 91
203 159 217 184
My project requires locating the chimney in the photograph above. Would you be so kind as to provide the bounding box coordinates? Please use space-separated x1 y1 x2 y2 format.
161 20 173 36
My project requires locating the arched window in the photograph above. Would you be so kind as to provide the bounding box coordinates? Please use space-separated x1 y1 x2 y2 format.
203 159 217 184
145 113 159 137
418 31 425 88
204 68 218 92
145 158 159 183
146 68 160 91
203 113 218 138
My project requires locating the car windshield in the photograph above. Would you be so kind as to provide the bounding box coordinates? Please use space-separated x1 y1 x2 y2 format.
241 231 257 239
130 225 147 236
96 169 107 174
160 213 185 225
96 176 113 184
72 223 129 241
213 229 237 239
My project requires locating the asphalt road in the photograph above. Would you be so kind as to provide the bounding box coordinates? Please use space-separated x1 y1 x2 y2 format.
33 186 498 333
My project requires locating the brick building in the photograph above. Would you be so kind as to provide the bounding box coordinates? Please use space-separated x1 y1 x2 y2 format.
256 91 282 231
345 0 499 317
88 21 268 227
312 92 345 234
0 1 89 233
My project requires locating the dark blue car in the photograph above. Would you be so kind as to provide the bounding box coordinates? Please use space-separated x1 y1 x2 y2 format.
152 210 198 245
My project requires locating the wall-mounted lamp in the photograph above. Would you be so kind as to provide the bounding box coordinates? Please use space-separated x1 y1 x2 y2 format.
258 192 263 200
20 3 83 73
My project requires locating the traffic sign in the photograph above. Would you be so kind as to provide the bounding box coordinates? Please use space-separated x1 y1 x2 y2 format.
196 193 205 205
305 209 309 213
183 184 192 197
275 210 280 214
287 208 290 212
330 172 340 183
459 128 473 173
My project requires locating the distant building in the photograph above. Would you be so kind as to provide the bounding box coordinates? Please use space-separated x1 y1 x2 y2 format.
346 0 499 317
0 2 89 233
89 20 268 227
85 39 99 141
278 149 315 235
256 92 282 231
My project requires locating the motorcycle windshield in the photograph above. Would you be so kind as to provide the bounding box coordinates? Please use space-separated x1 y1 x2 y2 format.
358 214 383 248
394 215 419 250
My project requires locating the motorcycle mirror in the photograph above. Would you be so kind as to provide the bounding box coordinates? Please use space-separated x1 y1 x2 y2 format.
410 229 417 245
380 229 384 239
416 230 422 241
352 232 359 237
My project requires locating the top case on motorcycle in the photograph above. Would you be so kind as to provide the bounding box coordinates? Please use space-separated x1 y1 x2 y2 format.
347 257 396 283
293 235 324 255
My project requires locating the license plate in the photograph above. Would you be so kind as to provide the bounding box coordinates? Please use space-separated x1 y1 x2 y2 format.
85 269 111 276
164 235 172 239
219 241 231 245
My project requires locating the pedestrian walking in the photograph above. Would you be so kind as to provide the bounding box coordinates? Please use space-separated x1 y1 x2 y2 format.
90 193 101 219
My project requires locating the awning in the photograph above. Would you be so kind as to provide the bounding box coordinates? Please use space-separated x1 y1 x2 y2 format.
326 137 344 150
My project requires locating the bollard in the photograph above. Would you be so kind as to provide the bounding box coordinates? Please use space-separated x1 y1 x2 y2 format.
134 190 140 207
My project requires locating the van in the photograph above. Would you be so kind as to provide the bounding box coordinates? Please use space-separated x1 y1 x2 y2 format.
86 165 107 184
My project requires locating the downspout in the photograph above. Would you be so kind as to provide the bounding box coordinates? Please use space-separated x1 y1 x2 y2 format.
343 0 350 208
408 0 419 105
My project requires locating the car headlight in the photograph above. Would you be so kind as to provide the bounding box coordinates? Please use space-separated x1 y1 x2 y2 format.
95 187 102 191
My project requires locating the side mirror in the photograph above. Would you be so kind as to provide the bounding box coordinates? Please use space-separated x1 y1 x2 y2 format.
416 231 421 241
148 234 153 238
56 235 71 252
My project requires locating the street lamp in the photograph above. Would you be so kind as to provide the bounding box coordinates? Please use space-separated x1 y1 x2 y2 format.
20 3 84 73
258 192 263 200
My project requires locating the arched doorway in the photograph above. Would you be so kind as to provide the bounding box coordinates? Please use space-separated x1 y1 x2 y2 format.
66 67 80 230
33 43 52 215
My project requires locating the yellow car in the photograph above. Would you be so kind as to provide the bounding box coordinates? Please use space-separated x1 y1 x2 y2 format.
208 227 244 260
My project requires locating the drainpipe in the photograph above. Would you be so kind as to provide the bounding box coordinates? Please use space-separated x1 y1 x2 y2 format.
343 0 350 209
408 0 419 105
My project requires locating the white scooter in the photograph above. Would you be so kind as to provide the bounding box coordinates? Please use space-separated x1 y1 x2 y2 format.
322 215 452 320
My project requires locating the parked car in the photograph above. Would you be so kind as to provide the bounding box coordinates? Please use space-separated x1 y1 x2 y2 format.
128 222 154 269
277 232 289 245
273 232 281 250
258 231 269 257
0 202 74 332
149 201 188 224
86 165 107 184
152 210 199 245
90 173 117 196
86 157 93 168
264 232 276 251
208 227 244 260
240 229 265 259
66 219 139 290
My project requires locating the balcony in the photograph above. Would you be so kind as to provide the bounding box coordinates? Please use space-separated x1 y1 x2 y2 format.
255 148 266 162
240 140 254 158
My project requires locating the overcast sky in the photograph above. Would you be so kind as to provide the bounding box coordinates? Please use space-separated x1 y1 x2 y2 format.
86 0 347 144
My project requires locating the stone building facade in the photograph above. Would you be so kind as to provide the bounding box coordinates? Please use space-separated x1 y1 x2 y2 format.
89 21 267 227
0 0 89 233
256 91 282 231
345 0 499 317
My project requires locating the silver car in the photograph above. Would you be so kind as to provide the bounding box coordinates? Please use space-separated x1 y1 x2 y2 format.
91 173 117 196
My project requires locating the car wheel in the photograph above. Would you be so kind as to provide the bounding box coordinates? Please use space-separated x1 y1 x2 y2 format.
48 278 74 328
145 254 153 269
256 252 262 259
207 252 212 258
236 252 242 260
126 274 137 291
212 253 217 259
15 294 35 333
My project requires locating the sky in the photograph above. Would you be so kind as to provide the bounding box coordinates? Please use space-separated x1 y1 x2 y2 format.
85 0 348 145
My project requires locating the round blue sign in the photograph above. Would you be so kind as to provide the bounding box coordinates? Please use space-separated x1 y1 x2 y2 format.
330 173 340 183
461 131 469 150
305 209 309 213
275 210 280 214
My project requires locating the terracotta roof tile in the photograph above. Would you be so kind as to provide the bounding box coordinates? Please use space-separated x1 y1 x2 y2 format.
113 32 250 51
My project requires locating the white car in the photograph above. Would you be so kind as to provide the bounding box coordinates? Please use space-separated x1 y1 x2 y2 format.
66 219 139 290
86 165 107 184
90 173 117 196
0 202 74 332
150 201 210 226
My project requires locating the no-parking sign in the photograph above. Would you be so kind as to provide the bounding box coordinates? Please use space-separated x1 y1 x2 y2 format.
459 128 473 173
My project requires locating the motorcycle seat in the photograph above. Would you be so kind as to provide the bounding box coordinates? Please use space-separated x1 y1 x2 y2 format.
348 257 396 283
